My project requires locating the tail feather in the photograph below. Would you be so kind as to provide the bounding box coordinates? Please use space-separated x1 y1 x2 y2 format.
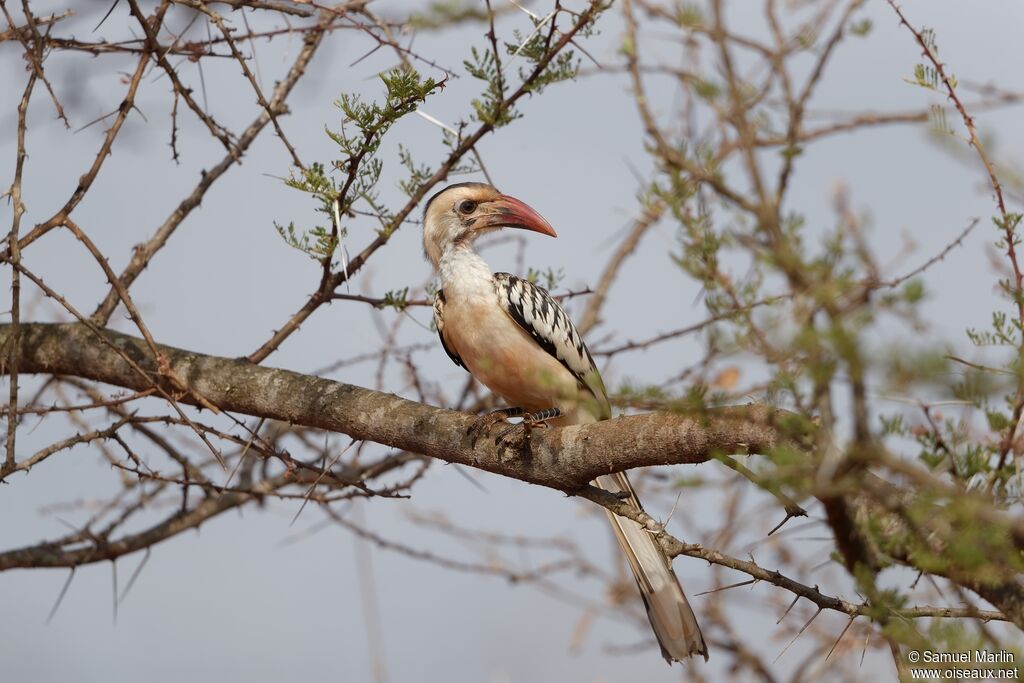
594 472 708 663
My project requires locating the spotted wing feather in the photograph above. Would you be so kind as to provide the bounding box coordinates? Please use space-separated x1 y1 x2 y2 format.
493 273 610 418
432 289 464 369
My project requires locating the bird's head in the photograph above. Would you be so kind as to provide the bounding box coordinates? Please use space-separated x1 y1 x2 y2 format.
422 182 556 266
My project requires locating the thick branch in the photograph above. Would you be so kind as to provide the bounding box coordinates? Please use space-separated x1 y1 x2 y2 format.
5 324 1021 628
0 323 786 490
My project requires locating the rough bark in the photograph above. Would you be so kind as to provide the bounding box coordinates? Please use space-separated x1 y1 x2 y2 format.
4 323 1023 629
0 322 789 491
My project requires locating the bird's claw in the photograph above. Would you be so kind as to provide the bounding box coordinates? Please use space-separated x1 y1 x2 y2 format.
466 407 561 451
467 407 525 446
492 407 562 446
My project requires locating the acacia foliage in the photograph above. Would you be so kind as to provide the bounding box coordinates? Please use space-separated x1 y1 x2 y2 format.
1 1 1023 679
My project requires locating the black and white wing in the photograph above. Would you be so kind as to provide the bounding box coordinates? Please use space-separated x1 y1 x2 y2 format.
432 289 464 369
494 272 610 418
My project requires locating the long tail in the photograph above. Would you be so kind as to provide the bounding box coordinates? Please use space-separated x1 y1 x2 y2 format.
594 472 708 662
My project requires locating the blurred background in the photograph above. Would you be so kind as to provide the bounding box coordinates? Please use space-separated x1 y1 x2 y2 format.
1 1 1023 681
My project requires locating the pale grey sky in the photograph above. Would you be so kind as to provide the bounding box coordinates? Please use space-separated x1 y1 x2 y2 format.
1 1 1023 682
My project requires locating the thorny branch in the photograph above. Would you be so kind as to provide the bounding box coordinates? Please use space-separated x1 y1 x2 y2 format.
2 1 1023 675
0 321 1017 631
246 0 606 363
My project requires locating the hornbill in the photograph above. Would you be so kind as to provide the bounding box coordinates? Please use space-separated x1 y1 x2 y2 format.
422 182 708 662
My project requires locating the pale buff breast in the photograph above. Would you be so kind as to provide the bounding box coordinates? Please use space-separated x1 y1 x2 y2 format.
442 297 579 414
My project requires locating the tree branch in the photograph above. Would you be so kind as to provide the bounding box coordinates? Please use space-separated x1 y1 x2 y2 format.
0 322 789 491
5 323 1020 628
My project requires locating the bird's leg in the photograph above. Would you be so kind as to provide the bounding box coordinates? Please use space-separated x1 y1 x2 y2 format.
467 407 526 446
493 407 561 445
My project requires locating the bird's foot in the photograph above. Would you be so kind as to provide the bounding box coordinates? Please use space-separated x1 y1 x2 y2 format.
467 407 525 447
493 408 562 447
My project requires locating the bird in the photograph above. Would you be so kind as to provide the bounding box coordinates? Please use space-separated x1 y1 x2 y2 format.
422 181 708 663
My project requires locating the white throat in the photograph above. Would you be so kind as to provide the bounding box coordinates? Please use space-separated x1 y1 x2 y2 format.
438 243 494 302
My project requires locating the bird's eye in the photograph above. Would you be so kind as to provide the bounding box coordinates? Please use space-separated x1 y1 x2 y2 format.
457 199 477 214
